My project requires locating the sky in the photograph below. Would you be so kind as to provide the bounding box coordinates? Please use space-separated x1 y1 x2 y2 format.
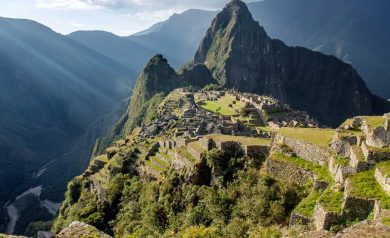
0 0 254 36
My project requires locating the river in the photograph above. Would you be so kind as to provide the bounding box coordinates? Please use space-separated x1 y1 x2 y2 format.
4 159 62 234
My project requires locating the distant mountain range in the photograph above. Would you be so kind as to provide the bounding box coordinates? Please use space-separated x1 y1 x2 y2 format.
1 0 390 235
0 17 134 233
71 0 390 98
194 0 389 126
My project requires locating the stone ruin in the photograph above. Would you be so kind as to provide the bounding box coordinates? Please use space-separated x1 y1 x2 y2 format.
229 91 319 128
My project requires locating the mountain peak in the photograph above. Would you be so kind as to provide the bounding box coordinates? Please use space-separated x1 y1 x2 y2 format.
146 54 169 67
194 0 390 126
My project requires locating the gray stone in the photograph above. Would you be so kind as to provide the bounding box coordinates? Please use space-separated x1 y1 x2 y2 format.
37 231 55 238
352 117 363 128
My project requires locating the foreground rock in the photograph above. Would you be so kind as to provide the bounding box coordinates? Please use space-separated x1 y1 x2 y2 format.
56 222 112 238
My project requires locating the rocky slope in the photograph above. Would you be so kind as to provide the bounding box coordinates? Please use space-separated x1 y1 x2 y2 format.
194 0 390 126
248 0 390 99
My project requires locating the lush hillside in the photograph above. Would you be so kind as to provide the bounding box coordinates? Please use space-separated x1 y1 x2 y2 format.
0 17 135 234
194 0 390 126
93 55 215 155
52 88 390 237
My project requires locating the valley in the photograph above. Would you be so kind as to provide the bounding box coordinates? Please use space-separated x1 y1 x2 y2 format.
1 0 390 237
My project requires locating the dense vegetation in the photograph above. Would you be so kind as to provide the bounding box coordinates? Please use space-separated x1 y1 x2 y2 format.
53 149 306 237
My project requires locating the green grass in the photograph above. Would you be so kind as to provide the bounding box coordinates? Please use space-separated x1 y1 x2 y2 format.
318 187 344 214
365 142 390 154
94 155 109 163
158 152 174 161
361 116 385 128
200 100 235 116
351 146 365 161
144 160 164 173
294 190 321 217
188 141 207 154
257 126 272 132
348 169 390 209
176 146 198 163
383 217 390 227
270 153 332 182
334 156 350 166
207 134 271 146
199 95 245 116
150 156 169 168
377 160 390 177
278 127 335 148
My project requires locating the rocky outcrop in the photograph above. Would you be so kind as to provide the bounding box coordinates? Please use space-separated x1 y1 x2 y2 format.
56 221 112 238
194 0 390 126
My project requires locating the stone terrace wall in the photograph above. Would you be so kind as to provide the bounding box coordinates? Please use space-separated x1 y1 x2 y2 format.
266 158 314 186
375 168 390 196
313 205 340 230
361 141 390 163
242 145 269 158
343 179 376 220
215 140 241 151
365 126 390 148
187 144 204 161
274 134 330 165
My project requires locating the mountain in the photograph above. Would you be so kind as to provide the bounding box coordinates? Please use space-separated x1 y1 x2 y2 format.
123 0 390 98
194 0 390 126
68 31 158 74
128 9 216 68
247 0 390 99
0 17 135 234
92 55 215 154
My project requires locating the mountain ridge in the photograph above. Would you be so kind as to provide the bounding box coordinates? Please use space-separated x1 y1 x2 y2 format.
194 0 390 126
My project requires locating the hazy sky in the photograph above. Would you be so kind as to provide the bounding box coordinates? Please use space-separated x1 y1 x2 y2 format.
0 0 254 36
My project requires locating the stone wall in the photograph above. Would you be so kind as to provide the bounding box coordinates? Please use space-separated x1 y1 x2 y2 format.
361 141 390 163
349 147 369 172
242 145 269 158
145 142 159 159
215 140 241 151
343 179 376 220
313 205 340 230
328 156 354 184
265 158 314 186
175 138 198 147
341 195 375 220
289 213 311 226
274 134 330 165
375 168 390 196
187 144 205 161
199 137 212 150
365 126 390 148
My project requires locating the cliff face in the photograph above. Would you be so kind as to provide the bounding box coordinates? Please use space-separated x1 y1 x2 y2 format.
194 0 390 126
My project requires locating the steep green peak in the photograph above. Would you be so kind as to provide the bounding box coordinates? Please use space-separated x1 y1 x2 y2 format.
136 54 177 98
146 54 168 67
194 0 268 84
143 54 173 75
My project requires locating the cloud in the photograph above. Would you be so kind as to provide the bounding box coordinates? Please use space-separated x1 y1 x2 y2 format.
35 0 101 9
36 0 235 11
